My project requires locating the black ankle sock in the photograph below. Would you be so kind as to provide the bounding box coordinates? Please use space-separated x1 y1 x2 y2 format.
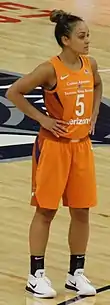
69 254 85 275
30 256 44 276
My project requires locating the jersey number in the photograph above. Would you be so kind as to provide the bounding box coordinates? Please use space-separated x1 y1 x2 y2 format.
75 94 84 117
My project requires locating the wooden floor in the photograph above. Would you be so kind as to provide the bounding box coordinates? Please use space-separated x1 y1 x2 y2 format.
0 0 110 304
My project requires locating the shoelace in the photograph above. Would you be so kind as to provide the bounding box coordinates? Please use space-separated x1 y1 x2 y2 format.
34 275 51 287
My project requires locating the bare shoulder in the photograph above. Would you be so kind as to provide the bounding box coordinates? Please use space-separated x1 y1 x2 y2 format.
34 60 56 88
88 56 98 74
34 61 55 78
29 60 55 85
88 56 102 85
7 60 55 95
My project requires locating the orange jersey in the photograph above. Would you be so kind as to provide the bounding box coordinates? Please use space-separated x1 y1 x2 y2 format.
40 55 94 140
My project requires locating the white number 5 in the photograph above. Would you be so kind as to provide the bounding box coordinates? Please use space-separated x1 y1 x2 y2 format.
75 94 84 117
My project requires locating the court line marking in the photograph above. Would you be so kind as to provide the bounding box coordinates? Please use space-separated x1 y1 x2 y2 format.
58 285 110 305
0 271 26 282
98 69 110 73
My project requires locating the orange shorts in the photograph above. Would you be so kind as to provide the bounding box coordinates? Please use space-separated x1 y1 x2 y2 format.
31 136 97 210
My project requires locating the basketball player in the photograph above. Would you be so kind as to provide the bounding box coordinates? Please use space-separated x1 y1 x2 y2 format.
6 10 102 298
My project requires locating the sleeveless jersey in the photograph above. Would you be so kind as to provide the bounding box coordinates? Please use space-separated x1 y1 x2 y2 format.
40 55 94 140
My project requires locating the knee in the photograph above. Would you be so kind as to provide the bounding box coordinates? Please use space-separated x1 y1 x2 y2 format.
69 208 89 223
35 206 57 224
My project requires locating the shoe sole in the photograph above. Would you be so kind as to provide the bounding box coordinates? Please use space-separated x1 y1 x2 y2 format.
26 286 56 299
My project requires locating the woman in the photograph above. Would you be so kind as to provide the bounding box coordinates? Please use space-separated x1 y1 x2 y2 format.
6 9 102 298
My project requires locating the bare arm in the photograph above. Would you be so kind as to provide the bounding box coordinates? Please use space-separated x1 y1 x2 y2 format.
6 62 68 137
89 57 103 134
90 56 102 116
6 62 54 124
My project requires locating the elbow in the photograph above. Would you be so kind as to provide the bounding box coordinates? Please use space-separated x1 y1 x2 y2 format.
5 87 16 101
5 87 12 100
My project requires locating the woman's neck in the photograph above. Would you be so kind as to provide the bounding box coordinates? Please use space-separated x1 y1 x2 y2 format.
59 49 80 65
59 49 82 71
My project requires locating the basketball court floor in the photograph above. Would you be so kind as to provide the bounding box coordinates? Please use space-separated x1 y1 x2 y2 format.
0 0 110 304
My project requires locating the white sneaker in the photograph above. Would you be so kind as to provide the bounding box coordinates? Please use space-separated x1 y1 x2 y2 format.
65 269 96 296
26 269 57 298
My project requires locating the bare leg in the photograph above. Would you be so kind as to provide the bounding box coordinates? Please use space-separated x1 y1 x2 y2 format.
29 206 57 255
68 208 89 254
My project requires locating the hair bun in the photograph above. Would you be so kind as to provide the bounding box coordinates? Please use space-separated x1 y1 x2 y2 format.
50 9 67 23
